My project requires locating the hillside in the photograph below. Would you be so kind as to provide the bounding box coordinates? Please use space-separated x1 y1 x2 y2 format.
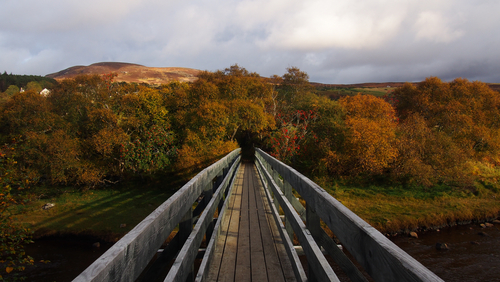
46 62 201 84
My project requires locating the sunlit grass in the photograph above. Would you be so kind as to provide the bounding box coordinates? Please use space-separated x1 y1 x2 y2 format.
315 178 500 234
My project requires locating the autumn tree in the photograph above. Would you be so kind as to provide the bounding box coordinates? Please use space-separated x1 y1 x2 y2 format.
0 145 34 279
264 68 312 161
392 77 500 186
329 94 398 176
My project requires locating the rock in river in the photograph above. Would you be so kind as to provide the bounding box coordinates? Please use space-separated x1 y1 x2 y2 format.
436 242 450 250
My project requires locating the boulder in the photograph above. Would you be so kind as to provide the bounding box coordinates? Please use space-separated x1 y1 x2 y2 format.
436 242 449 250
42 203 55 210
410 232 418 239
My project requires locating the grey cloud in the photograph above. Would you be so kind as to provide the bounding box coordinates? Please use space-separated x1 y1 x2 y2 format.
1 0 500 83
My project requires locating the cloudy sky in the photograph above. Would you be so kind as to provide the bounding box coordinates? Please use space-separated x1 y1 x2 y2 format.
1 0 499 83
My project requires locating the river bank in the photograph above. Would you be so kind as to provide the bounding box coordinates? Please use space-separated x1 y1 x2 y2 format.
391 221 500 282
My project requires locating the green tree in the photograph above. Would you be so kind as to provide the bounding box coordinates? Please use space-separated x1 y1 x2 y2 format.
4 85 19 96
26 81 42 93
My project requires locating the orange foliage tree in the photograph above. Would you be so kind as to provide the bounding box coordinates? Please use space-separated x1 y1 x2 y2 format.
393 77 500 186
329 94 398 176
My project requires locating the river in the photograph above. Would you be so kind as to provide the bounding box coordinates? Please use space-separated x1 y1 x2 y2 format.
390 222 500 282
13 222 500 281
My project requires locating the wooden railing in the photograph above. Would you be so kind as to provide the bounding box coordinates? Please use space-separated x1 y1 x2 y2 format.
74 147 443 282
255 148 444 282
73 149 241 282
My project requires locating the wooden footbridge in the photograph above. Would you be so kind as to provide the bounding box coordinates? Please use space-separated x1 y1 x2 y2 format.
74 148 443 282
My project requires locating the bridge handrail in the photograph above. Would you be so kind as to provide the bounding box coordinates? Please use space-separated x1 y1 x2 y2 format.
255 148 444 282
73 148 241 282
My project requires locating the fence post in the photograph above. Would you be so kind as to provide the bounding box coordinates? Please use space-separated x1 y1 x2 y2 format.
306 202 322 282
179 208 194 282
205 180 216 242
284 181 294 241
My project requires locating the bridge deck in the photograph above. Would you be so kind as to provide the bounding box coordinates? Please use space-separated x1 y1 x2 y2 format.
206 162 297 282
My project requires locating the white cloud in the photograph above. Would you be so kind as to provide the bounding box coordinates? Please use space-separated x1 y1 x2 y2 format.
414 11 464 43
256 0 409 50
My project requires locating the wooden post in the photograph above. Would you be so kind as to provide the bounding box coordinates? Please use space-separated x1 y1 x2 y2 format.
284 181 294 241
272 168 280 214
205 181 215 242
306 202 321 282
179 208 194 282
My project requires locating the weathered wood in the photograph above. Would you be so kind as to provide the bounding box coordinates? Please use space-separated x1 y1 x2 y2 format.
178 209 195 282
247 164 268 282
73 149 240 282
256 156 340 282
279 184 369 282
255 159 308 282
252 166 288 282
195 161 241 282
283 181 294 242
256 148 444 282
217 167 244 281
306 203 322 282
235 164 251 281
165 156 242 282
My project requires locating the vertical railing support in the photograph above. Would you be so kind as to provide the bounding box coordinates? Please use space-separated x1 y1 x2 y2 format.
179 209 194 282
272 168 281 214
306 203 322 282
209 172 223 239
284 181 294 241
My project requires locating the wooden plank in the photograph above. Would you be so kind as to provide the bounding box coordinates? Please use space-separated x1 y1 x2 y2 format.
251 165 287 282
235 164 251 281
74 149 241 282
258 175 297 282
196 161 241 282
256 156 340 282
248 164 268 282
256 149 444 282
255 159 307 282
217 166 244 282
165 157 243 282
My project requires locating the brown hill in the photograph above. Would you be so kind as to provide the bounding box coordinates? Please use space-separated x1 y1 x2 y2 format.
46 62 201 84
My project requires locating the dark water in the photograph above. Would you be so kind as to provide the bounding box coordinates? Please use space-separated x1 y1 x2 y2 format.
391 223 500 282
13 223 500 281
18 237 113 282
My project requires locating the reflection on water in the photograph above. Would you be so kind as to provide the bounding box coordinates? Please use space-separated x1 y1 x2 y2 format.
21 236 113 282
391 223 500 282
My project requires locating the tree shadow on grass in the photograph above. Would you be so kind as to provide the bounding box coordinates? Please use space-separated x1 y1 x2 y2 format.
31 186 174 241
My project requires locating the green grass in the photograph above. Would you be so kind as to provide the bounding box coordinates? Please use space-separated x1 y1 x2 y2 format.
15 182 177 241
314 87 390 99
315 178 500 234
352 87 390 97
14 166 500 240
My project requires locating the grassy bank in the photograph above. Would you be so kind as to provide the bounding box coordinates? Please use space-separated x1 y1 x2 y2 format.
16 181 178 242
315 177 500 234
14 174 500 242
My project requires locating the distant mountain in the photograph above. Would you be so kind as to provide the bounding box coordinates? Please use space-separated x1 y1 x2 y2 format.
46 62 201 84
